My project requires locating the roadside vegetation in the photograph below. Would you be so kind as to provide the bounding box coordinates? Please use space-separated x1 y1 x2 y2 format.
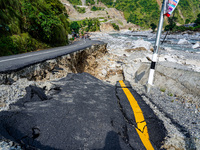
74 6 86 13
0 0 70 56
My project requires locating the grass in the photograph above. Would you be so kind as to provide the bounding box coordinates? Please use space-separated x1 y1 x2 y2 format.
160 88 166 93
168 92 174 97
117 20 123 26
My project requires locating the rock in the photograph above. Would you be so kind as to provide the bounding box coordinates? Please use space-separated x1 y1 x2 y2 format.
185 59 200 67
177 38 190 45
101 69 107 76
68 34 72 39
132 39 152 51
192 42 200 49
125 47 147 52
164 55 177 63
100 23 115 32
0 103 6 108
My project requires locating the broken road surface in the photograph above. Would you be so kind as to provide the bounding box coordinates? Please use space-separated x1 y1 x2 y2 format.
0 73 166 149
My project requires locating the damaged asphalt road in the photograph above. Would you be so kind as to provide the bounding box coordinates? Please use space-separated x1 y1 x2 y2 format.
0 73 166 150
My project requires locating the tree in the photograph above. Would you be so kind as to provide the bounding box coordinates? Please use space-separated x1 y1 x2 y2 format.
70 21 80 33
164 16 177 31
112 23 119 31
185 19 190 24
194 13 200 25
150 23 157 32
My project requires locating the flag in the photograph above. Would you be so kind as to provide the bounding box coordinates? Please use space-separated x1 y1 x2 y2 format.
164 0 180 17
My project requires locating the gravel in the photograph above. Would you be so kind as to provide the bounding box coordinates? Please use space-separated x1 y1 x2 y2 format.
0 140 22 150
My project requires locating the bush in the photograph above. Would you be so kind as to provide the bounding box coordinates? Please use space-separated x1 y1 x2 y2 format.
150 23 157 32
0 36 17 56
86 18 100 32
70 21 80 33
0 33 49 56
91 6 104 11
112 23 120 31
0 0 70 56
51 25 67 46
74 6 86 13
86 0 95 5
68 0 81 5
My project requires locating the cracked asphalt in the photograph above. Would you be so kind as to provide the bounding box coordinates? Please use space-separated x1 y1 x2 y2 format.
0 73 166 149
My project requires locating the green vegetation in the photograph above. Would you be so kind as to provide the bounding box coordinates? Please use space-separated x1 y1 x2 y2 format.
86 0 95 5
99 0 160 28
195 14 200 25
112 23 120 31
178 0 200 23
98 0 200 28
150 23 157 32
86 18 100 32
70 18 100 33
168 92 174 97
70 22 80 33
165 16 177 31
117 20 123 26
0 0 70 56
74 6 86 13
164 13 200 32
68 0 81 5
185 19 190 24
160 88 166 93
91 6 105 11
98 0 113 7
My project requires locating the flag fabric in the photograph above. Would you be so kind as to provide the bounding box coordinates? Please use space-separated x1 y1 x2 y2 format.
164 0 180 17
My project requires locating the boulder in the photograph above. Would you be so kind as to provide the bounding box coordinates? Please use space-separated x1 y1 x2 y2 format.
132 39 152 51
192 41 200 49
177 38 190 45
100 23 115 32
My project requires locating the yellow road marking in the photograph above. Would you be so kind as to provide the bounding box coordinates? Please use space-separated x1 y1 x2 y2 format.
119 80 154 150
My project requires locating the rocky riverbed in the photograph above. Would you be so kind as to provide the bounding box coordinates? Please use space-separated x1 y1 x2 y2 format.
89 30 200 149
0 30 200 150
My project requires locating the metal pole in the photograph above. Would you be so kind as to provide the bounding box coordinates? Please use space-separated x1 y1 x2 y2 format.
147 0 166 93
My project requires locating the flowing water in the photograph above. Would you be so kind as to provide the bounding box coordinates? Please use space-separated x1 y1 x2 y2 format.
110 31 200 52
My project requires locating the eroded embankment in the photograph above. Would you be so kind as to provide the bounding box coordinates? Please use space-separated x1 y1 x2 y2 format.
0 43 107 85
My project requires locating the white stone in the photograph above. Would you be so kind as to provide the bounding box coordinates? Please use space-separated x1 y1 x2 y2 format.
192 42 200 49
101 69 107 76
132 39 152 51
158 56 166 62
185 59 200 67
177 38 190 45
164 55 178 63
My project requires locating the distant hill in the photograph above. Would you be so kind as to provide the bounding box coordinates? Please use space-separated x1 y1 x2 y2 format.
66 0 200 28
60 0 139 30
99 0 200 27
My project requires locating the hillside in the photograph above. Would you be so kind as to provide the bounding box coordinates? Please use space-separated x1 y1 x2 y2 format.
60 0 139 30
0 0 70 56
65 0 200 28
100 0 200 26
